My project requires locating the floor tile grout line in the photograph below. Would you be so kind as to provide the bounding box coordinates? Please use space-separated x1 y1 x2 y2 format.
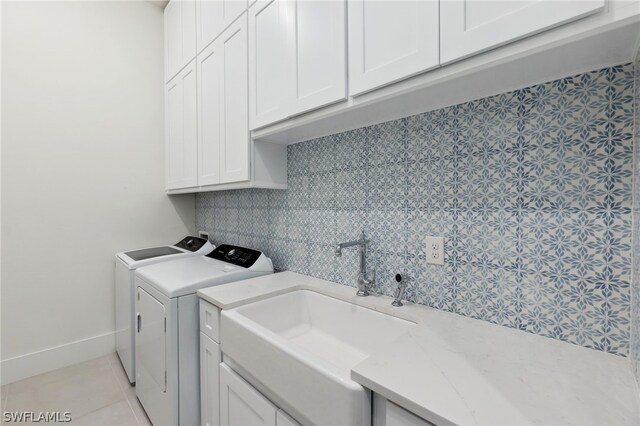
106 355 138 424
66 355 131 423
124 395 144 426
107 353 146 426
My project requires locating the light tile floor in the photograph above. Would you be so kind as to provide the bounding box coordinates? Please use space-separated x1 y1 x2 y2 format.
1 354 151 425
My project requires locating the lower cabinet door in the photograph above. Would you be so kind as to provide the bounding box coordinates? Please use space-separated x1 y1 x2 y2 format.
219 363 277 426
201 334 221 426
373 394 433 426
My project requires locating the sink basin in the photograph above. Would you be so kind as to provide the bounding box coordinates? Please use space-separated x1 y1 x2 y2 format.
221 289 415 425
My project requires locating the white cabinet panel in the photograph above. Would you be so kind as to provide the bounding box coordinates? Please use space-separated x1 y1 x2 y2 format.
166 61 198 190
249 0 347 129
276 410 300 426
165 0 197 82
197 40 223 186
220 363 277 426
372 394 434 426
201 334 221 426
348 0 439 96
288 0 346 115
200 300 221 342
440 0 605 64
196 15 249 187
248 0 291 129
197 0 248 53
219 15 250 183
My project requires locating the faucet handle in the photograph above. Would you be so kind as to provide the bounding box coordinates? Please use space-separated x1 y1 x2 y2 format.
392 273 407 307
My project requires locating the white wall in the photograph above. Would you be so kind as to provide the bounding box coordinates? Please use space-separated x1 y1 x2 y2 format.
1 1 195 384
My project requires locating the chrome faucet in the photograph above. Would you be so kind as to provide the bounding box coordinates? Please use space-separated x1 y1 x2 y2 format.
335 231 375 296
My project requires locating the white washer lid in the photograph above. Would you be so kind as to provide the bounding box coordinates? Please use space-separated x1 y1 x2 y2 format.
136 255 271 298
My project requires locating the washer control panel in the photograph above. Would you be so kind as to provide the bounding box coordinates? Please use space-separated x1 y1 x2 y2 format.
174 236 209 252
207 244 262 268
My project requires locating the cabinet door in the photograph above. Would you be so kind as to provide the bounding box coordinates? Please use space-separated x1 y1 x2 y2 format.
220 363 277 426
197 39 223 186
219 15 250 183
287 0 346 115
348 0 439 96
276 410 300 426
372 394 434 426
166 0 197 82
166 61 198 190
197 0 248 53
440 0 605 64
248 0 292 129
201 334 221 426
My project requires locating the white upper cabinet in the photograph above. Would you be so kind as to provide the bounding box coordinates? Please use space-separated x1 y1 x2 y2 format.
287 0 346 115
165 0 197 82
248 0 292 129
348 0 439 96
197 14 250 186
249 0 347 129
166 61 198 190
440 0 605 64
197 35 223 186
196 0 248 53
219 15 250 183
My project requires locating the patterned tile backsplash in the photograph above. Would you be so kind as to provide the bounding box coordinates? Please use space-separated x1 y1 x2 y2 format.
196 62 636 357
632 48 640 382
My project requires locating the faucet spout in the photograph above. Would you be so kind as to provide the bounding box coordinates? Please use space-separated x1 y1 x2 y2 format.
335 231 374 296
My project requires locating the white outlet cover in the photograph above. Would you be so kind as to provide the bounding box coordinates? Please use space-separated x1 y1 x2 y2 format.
425 236 444 266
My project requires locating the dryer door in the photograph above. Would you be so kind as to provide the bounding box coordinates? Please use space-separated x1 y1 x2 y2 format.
136 287 167 391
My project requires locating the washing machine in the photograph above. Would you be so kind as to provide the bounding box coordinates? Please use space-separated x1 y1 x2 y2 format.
134 244 273 426
115 236 214 383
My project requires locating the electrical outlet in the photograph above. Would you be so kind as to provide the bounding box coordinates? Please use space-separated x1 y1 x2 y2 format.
199 231 209 241
425 236 444 265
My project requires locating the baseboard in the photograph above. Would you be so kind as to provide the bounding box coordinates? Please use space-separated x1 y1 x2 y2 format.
0 332 115 385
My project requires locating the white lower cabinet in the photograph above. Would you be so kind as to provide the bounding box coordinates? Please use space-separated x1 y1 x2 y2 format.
200 333 221 426
218 363 301 426
219 363 277 426
372 394 433 426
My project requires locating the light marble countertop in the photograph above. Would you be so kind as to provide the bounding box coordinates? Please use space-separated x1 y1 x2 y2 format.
198 271 640 425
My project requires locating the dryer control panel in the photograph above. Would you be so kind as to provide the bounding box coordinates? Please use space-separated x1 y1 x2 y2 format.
174 236 209 252
207 244 262 268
